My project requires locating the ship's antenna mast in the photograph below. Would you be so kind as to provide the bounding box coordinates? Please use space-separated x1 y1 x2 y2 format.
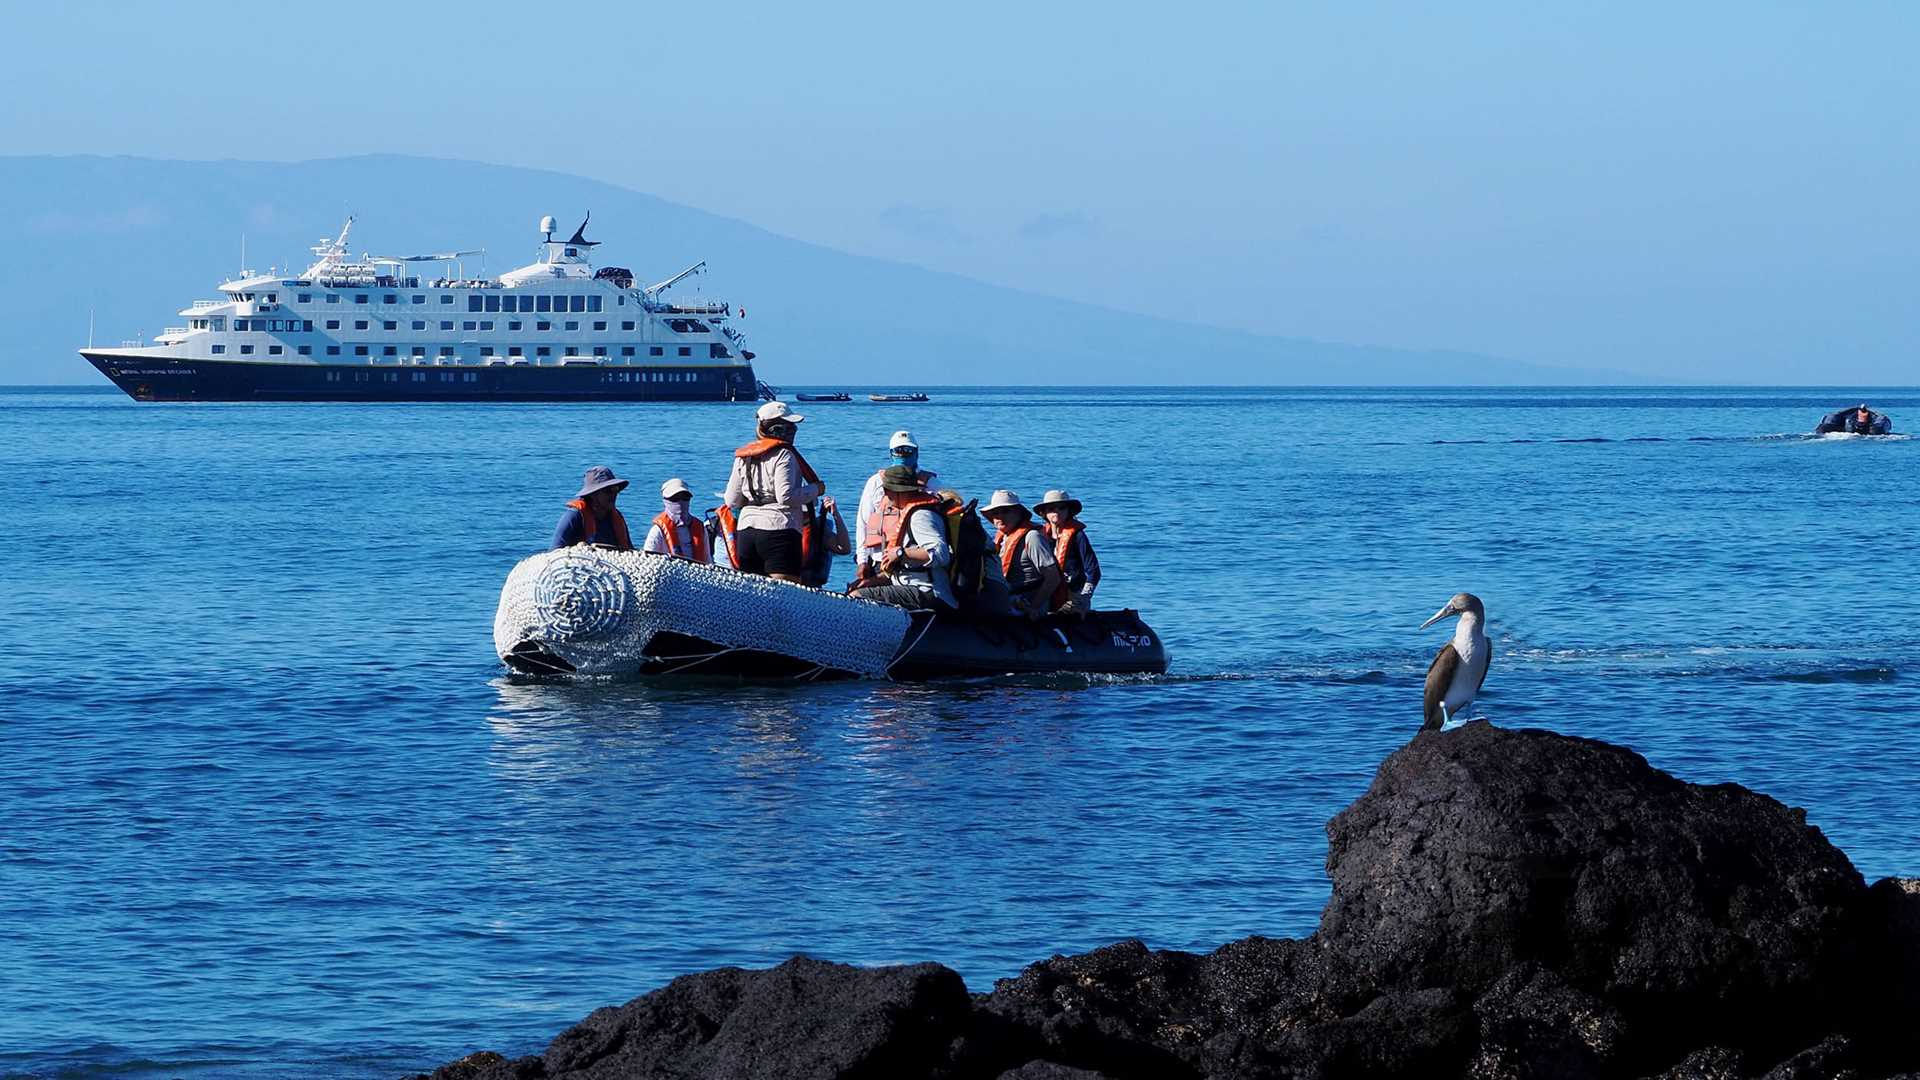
240 234 246 276
87 306 95 349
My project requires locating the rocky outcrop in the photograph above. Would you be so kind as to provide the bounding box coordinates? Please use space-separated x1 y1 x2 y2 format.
413 723 1920 1080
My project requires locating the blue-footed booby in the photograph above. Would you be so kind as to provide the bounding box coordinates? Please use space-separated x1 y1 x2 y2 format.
1419 592 1490 731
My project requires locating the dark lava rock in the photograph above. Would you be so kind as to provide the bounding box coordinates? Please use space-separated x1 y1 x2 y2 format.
1321 723 1869 1066
1653 1045 1747 1080
995 1062 1122 1080
423 1052 522 1080
1863 877 1920 1054
418 724 1920 1080
1462 965 1627 1079
1756 1034 1865 1080
418 956 972 1080
976 939 1210 1078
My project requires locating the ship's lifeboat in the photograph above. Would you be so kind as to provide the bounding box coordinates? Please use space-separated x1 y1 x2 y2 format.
494 547 1168 681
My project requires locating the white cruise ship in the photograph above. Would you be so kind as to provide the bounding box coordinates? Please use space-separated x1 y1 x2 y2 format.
81 214 761 402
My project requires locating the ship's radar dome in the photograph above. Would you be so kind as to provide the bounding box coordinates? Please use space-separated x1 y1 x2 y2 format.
539 215 556 237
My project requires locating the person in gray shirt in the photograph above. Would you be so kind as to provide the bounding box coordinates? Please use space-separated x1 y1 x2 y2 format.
981 489 1061 619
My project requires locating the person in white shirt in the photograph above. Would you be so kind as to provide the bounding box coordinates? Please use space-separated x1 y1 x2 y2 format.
855 430 936 579
642 478 713 563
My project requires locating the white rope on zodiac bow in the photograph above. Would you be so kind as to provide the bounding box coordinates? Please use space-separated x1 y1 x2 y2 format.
495 547 911 678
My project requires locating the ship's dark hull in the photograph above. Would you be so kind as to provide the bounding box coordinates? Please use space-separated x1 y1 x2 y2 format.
81 352 757 402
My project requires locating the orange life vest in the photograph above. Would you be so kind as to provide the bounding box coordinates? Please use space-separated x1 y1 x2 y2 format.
652 511 710 563
861 469 934 555
879 491 942 552
997 522 1035 580
734 437 821 484
712 505 741 569
1049 522 1086 610
566 498 633 550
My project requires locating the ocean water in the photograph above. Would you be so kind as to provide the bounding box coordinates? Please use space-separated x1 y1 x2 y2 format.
3 385 1917 1078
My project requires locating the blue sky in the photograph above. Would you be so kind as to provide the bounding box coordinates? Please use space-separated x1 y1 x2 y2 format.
5 1 1916 380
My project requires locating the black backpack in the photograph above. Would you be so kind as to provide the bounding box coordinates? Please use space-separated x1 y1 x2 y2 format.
904 495 991 609
945 497 991 608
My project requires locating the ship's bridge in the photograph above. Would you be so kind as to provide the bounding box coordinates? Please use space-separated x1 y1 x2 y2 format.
500 214 599 286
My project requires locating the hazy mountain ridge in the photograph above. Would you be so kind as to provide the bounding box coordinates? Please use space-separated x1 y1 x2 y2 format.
0 154 1624 385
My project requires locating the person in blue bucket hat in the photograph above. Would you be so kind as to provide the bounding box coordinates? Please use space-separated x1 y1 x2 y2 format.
551 465 634 550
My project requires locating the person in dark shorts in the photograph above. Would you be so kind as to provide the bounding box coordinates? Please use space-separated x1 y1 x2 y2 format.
723 401 824 583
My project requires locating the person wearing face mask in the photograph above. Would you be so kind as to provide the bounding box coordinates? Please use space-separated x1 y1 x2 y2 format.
856 430 937 580
642 478 712 563
723 401 824 583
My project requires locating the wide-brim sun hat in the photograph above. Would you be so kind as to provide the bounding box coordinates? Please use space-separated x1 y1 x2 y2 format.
576 465 628 498
881 464 924 492
756 400 805 424
660 477 693 500
1034 489 1083 516
982 489 1026 514
888 429 918 451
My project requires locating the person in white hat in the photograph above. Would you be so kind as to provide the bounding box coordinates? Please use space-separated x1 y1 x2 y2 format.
979 489 1060 619
551 465 633 550
723 401 824 583
1035 488 1099 614
642 477 712 563
855 429 937 579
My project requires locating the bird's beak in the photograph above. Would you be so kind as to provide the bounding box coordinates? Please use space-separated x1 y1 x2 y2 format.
1418 603 1456 631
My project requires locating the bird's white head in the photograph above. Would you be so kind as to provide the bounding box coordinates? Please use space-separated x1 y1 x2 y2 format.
1419 591 1485 631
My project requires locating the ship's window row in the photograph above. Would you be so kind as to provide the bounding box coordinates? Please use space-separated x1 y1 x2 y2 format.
228 318 688 337
465 294 604 314
602 371 708 383
234 319 316 332
259 292 616 313
305 368 716 385
297 290 629 307
287 343 724 361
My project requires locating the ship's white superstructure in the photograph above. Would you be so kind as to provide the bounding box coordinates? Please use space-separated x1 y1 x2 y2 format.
116 214 753 382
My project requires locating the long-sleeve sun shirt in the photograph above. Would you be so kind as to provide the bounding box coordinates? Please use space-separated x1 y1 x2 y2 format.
725 446 821 532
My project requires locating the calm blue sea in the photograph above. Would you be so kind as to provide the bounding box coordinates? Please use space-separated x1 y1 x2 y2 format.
3 386 1918 1078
